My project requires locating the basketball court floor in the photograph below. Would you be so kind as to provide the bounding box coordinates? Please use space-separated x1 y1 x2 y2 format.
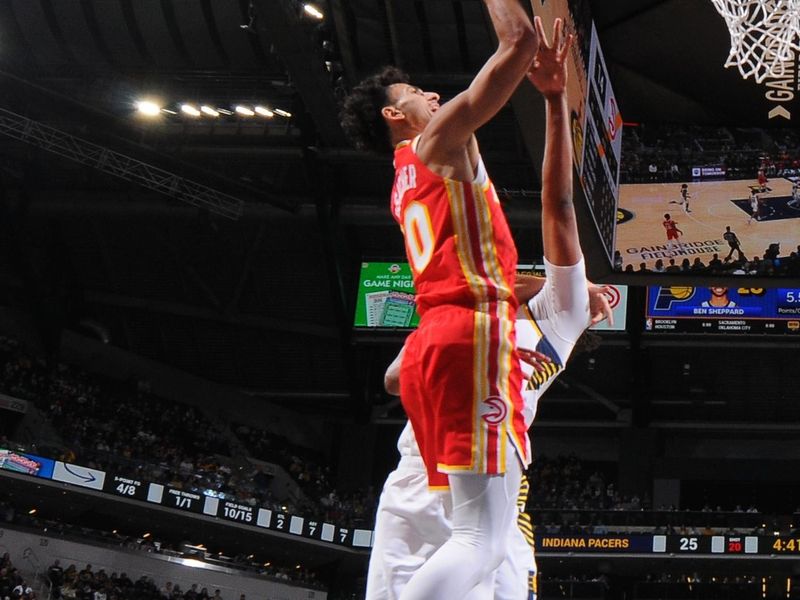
615 177 800 269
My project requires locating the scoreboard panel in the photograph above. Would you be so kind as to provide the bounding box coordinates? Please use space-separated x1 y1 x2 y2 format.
645 286 800 334
537 534 787 556
654 535 758 555
529 1 623 265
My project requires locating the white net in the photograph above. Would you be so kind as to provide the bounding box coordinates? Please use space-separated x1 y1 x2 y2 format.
710 0 800 83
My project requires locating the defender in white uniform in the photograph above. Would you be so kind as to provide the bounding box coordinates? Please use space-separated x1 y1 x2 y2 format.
366 260 597 600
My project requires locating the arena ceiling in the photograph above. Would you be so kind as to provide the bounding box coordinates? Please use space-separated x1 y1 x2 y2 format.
0 1 796 424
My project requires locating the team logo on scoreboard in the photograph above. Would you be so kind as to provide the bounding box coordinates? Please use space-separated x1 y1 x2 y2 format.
653 286 696 310
388 264 401 274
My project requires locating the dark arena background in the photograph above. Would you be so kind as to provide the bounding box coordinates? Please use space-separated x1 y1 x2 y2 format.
0 1 799 600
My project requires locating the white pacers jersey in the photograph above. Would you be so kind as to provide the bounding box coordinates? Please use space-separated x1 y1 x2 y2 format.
366 258 590 600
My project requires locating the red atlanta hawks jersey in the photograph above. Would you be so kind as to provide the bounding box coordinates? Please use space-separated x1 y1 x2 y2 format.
390 138 519 315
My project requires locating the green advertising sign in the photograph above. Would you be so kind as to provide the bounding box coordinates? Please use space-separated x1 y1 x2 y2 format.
354 262 420 328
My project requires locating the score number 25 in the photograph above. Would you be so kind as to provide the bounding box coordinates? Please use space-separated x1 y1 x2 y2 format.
679 537 698 551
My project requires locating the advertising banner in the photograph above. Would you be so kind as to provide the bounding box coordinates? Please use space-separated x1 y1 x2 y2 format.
0 448 55 479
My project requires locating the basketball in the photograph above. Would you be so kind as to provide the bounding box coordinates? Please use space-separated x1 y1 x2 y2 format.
669 286 694 300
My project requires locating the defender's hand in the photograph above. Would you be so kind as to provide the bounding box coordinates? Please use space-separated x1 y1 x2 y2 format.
588 284 614 326
527 17 574 99
518 347 552 373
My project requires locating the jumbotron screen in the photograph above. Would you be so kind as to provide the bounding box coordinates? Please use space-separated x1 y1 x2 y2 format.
645 285 800 334
613 126 800 280
617 177 800 275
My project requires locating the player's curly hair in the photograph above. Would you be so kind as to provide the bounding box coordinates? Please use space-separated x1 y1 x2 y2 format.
340 66 410 154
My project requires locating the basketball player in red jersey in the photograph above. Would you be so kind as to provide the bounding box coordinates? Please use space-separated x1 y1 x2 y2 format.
341 5 567 599
757 169 768 192
662 213 684 257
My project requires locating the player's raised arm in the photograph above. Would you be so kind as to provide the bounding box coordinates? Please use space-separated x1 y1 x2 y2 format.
417 0 538 162
527 17 580 267
515 273 547 304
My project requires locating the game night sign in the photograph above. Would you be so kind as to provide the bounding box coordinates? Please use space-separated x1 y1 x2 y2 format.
354 262 420 328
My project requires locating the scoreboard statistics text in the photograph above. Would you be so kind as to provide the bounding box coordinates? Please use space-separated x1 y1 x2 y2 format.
537 534 800 556
6 450 800 557
646 286 800 334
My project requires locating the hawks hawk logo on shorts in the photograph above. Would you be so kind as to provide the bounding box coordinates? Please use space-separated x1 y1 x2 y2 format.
480 396 508 425
526 335 563 391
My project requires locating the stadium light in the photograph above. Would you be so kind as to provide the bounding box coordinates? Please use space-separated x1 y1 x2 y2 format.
303 4 324 19
181 559 205 569
235 105 255 117
273 108 292 118
254 106 274 118
217 108 233 115
200 105 219 117
181 104 201 117
135 100 161 117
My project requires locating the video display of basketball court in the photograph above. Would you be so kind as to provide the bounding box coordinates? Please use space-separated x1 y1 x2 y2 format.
615 177 800 270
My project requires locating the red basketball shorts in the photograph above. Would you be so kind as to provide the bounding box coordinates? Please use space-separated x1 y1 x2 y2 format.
399 304 530 490
666 230 679 240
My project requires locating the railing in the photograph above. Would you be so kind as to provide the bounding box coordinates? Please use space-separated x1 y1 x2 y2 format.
0 519 326 592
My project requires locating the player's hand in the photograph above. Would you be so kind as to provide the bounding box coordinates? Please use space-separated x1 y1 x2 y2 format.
588 284 614 326
526 17 574 99
517 347 552 373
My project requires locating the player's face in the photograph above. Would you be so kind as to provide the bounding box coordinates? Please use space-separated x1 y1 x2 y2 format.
385 84 440 131
710 287 728 297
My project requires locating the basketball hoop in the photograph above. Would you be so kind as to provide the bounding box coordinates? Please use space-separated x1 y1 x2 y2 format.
710 0 800 83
